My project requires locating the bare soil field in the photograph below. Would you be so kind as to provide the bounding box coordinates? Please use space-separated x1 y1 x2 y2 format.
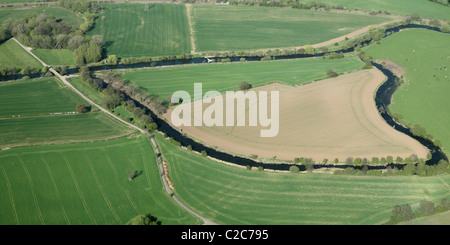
163 69 428 162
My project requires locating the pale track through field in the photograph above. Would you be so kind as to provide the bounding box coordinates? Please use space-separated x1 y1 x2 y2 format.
10 37 216 225
185 4 196 54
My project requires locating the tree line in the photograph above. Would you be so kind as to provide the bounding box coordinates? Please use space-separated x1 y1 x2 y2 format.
333 159 449 177
79 67 159 132
386 198 450 225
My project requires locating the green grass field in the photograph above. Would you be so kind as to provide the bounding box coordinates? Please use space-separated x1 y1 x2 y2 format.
0 39 42 70
0 77 135 148
304 0 450 20
400 210 450 225
32 49 75 66
364 28 450 158
156 133 450 225
0 78 84 117
192 5 390 52
67 77 105 106
0 6 83 26
88 3 191 58
122 55 364 99
0 112 136 148
0 135 201 225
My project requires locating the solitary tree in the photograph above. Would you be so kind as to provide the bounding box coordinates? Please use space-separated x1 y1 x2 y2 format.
127 170 137 181
327 70 339 78
76 104 90 113
419 200 435 216
129 214 161 225
390 204 414 223
239 81 252 91
201 150 207 157
289 165 300 173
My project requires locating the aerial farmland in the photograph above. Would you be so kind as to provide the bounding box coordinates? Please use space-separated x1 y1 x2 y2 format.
0 0 449 234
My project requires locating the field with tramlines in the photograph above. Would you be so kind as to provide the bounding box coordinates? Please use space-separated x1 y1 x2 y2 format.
156 133 450 225
0 136 201 225
88 3 191 58
0 0 449 227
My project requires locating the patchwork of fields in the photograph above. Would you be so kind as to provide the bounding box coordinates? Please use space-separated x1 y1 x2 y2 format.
0 1 449 226
0 136 201 225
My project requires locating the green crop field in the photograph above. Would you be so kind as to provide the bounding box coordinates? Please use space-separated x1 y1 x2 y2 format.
0 77 135 148
191 5 391 52
304 0 450 21
0 78 84 117
0 112 135 148
156 133 450 225
0 6 83 26
122 55 364 99
67 77 105 106
32 49 75 66
0 39 42 70
0 135 201 225
364 28 450 158
88 3 191 58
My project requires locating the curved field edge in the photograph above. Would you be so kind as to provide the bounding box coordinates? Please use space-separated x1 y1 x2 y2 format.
0 135 202 225
162 68 428 162
122 55 365 99
156 133 450 225
303 0 450 21
191 4 392 52
364 28 450 158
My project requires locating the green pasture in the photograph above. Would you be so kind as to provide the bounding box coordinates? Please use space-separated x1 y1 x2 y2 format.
156 133 450 225
304 0 450 21
67 77 105 106
0 39 42 70
0 6 83 26
192 4 390 52
364 28 450 158
0 78 84 117
0 112 135 148
0 136 201 225
0 77 135 148
32 49 75 66
88 3 191 58
122 55 364 99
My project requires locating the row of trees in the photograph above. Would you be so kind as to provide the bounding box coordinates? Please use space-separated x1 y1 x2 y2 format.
292 154 428 166
333 159 449 177
101 71 169 116
79 67 157 131
387 198 450 224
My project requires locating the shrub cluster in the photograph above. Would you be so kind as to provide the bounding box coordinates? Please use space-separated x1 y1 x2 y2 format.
79 67 158 132
386 198 450 225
